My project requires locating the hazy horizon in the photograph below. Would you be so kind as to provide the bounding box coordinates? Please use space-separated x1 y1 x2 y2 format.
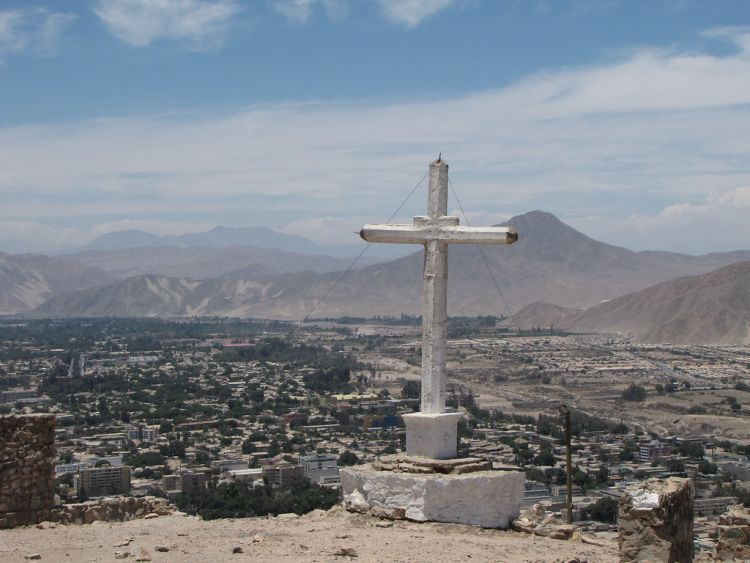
2 1 750 254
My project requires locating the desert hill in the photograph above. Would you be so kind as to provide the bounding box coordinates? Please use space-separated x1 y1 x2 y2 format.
0 252 115 315
71 245 379 280
257 210 750 317
563 261 750 345
34 275 277 318
30 211 750 319
503 302 580 331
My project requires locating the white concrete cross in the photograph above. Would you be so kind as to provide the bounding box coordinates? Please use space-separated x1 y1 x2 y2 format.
360 158 518 458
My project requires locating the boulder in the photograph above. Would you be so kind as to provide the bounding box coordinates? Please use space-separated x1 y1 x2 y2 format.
341 465 524 528
618 477 694 563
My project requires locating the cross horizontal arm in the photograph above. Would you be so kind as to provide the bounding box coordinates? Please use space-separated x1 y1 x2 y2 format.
360 224 518 245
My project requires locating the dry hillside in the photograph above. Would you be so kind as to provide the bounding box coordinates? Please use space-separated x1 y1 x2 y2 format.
565 261 750 344
0 507 618 562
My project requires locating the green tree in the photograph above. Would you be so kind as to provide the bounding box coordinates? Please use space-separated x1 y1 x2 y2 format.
573 467 591 492
619 438 638 462
401 380 421 399
180 479 339 520
241 438 255 454
525 467 546 483
622 384 647 402
534 448 556 467
699 459 717 474
677 442 705 459
125 451 165 467
666 458 685 473
595 465 610 484
338 451 359 466
267 439 281 457
585 497 618 523
97 396 110 416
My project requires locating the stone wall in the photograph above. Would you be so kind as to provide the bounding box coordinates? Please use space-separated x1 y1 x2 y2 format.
51 496 175 525
0 414 56 529
715 504 750 560
618 477 694 563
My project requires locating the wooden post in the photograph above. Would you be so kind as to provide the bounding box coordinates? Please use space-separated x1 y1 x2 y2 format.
559 404 573 524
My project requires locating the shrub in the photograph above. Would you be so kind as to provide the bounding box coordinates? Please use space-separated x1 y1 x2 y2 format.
622 384 647 402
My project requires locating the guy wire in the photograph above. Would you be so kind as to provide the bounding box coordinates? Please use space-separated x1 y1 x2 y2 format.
301 170 429 323
448 177 521 333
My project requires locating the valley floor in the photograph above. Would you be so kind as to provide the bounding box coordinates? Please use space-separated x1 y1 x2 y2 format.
0 507 618 563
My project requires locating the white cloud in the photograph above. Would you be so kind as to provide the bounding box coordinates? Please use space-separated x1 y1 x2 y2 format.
3 29 750 252
377 0 455 28
271 0 315 24
271 0 347 25
702 25 750 52
630 186 750 229
0 8 75 60
0 221 88 252
0 10 31 53
94 0 242 50
572 185 750 254
713 186 750 208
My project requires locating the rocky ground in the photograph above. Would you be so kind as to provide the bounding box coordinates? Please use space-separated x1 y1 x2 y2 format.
0 506 619 562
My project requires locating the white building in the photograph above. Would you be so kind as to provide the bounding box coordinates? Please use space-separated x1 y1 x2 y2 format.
227 468 264 484
126 426 160 443
299 453 340 487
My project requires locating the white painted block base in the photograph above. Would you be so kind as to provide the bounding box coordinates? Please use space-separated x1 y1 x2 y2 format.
402 412 462 459
340 465 525 529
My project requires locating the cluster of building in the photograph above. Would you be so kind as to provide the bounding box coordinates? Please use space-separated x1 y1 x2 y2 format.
443 334 748 389
1 319 748 555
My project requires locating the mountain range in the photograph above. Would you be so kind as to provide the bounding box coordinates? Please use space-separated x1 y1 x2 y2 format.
0 252 115 315
74 225 407 259
4 211 750 344
71 245 379 280
80 226 323 254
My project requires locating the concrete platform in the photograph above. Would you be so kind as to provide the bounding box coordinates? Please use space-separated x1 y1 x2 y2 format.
340 464 525 529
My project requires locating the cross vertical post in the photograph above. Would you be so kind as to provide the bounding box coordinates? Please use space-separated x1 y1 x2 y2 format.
422 159 449 414
359 158 518 459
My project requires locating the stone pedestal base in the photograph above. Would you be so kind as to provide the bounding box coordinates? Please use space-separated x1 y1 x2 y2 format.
340 464 525 529
402 412 462 459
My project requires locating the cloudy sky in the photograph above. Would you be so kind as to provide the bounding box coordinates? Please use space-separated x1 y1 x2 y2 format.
1 0 750 254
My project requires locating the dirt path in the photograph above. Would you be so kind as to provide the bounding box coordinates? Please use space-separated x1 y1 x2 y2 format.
0 508 618 563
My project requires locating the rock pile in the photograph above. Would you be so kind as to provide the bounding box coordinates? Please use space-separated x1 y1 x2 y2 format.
512 503 576 540
618 477 694 563
715 504 750 561
0 414 56 529
51 496 175 525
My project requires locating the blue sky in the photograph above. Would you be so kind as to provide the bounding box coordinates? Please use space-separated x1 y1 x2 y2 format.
1 0 750 254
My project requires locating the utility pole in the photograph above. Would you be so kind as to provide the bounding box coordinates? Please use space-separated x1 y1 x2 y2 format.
559 404 573 524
